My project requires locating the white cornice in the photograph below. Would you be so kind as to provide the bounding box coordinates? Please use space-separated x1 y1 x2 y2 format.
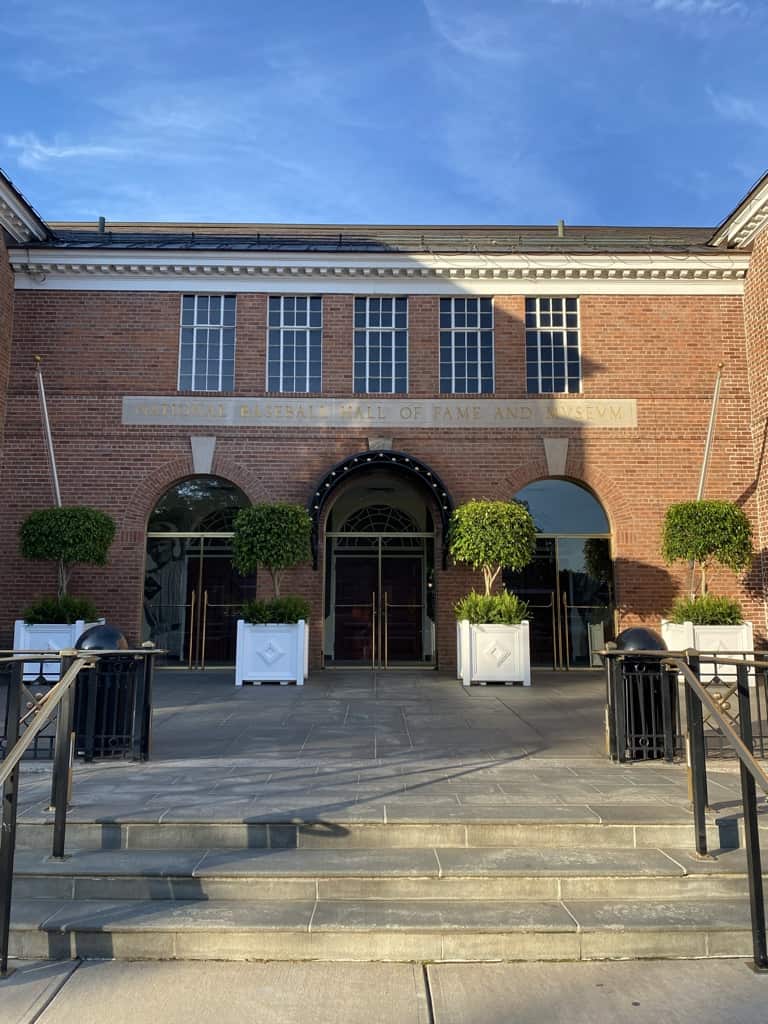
0 182 48 243
9 249 750 295
711 174 768 248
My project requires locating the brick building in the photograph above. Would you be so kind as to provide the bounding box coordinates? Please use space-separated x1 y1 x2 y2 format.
1 170 767 673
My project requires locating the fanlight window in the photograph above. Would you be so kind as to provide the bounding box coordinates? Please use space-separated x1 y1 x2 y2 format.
513 480 609 535
147 476 250 533
336 504 422 549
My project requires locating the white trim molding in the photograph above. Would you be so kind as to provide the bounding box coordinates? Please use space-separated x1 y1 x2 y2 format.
9 249 750 295
711 173 768 249
0 180 48 243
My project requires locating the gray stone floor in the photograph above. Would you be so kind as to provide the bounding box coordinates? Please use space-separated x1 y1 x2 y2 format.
11 667 747 823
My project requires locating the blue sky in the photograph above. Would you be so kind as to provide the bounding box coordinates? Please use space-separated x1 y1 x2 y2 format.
1 0 766 226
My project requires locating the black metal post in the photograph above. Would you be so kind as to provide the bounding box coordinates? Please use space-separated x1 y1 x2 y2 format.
685 652 708 856
82 666 98 763
661 665 676 763
613 656 627 763
0 661 23 979
51 656 75 860
131 655 148 761
140 650 155 760
605 654 618 760
736 662 768 971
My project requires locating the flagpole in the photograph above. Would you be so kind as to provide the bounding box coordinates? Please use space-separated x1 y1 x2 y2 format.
689 362 724 596
34 355 62 507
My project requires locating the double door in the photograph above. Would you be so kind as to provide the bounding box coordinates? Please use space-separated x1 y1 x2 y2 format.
143 535 256 667
332 548 427 666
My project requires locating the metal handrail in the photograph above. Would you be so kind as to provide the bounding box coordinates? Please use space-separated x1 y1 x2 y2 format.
1 647 161 979
602 647 768 971
0 656 92 788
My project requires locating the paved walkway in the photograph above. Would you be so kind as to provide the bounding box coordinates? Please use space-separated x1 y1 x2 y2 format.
12 667 744 831
5 957 768 1023
5 667 763 1022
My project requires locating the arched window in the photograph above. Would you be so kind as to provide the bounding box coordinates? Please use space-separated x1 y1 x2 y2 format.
513 479 609 534
144 476 254 667
506 479 612 670
147 476 249 533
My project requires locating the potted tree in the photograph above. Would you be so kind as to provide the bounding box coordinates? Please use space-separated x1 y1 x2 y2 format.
659 499 754 666
14 506 116 679
450 499 536 685
231 503 312 685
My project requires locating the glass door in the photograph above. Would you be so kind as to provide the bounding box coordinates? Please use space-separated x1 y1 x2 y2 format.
143 535 255 668
505 536 613 669
326 534 433 667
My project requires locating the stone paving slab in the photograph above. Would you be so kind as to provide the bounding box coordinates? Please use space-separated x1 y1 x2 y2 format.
0 959 79 1024
27 961 431 1024
39 898 317 933
309 899 577 932
563 897 759 931
428 960 768 1024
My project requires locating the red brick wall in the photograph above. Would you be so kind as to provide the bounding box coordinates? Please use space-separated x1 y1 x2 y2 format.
0 234 14 469
745 227 768 638
0 285 760 667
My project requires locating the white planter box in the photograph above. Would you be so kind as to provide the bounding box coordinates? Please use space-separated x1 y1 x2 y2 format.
456 620 531 686
13 619 99 681
661 620 754 683
235 619 308 686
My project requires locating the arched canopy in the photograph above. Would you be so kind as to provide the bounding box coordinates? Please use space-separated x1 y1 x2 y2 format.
513 479 610 534
148 475 250 533
308 449 454 567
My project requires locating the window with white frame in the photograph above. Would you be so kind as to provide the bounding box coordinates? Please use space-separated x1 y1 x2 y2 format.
354 297 408 393
179 295 236 391
267 296 322 393
525 297 580 394
439 297 494 394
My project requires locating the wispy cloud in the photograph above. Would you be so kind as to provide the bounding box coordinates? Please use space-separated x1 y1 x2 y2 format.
6 133 129 169
421 0 523 62
535 0 750 14
708 89 768 129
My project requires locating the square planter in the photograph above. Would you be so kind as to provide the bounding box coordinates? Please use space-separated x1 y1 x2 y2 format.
235 619 308 686
456 620 531 686
660 620 754 683
13 619 100 681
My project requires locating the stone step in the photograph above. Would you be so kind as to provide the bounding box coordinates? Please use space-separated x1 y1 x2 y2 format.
7 896 761 962
11 846 755 902
15 809 743 852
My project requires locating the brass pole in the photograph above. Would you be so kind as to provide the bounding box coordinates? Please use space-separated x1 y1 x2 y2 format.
188 591 196 669
201 591 208 672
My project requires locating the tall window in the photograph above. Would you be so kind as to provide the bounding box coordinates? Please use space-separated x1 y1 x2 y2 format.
267 296 322 393
179 295 236 392
439 297 494 394
354 297 408 393
525 297 580 394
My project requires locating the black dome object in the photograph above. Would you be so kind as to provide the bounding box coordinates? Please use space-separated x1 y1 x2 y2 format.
76 623 129 651
615 627 667 652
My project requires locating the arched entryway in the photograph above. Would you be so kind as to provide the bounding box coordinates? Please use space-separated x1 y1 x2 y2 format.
504 478 613 670
143 475 256 667
310 450 453 669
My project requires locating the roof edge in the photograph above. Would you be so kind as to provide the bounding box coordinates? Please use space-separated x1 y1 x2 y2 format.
710 170 768 248
0 168 50 244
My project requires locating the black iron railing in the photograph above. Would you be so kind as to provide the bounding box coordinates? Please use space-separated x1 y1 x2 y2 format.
604 648 768 971
0 647 160 979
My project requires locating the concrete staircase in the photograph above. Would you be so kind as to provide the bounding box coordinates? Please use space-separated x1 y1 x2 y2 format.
9 810 764 963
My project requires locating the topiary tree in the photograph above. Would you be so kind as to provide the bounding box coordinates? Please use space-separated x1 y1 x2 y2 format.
449 499 537 598
661 499 753 598
232 503 312 598
20 506 116 600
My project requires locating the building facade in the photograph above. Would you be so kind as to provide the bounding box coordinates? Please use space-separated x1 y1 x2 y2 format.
1 171 767 672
